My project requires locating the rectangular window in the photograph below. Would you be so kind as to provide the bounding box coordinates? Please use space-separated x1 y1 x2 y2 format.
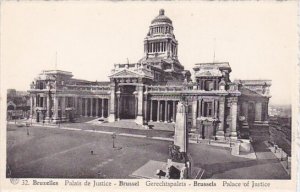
204 102 213 117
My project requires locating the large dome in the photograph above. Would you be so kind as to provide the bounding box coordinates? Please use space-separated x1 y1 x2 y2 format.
151 9 172 24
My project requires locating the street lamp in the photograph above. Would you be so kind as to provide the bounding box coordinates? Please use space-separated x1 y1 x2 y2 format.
26 126 29 136
112 133 116 148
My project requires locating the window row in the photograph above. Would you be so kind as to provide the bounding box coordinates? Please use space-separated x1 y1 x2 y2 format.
151 26 171 34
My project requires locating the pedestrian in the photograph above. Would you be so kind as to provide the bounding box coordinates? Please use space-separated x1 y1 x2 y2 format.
91 150 94 155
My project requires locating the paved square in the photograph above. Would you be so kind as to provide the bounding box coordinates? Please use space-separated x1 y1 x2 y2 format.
6 123 290 179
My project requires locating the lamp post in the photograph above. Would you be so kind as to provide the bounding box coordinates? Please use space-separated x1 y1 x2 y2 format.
112 133 116 148
26 126 29 136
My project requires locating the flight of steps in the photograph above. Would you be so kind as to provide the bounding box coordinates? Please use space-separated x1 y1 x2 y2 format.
249 124 270 142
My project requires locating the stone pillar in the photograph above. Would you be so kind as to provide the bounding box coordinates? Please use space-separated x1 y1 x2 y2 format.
242 102 249 120
61 96 66 120
96 98 99 117
107 99 109 117
216 97 225 139
167 102 171 122
33 96 37 117
231 98 238 139
164 100 168 123
174 101 187 152
30 96 34 118
150 100 153 122
53 96 59 123
157 100 160 122
74 96 78 117
77 97 82 116
214 100 219 118
108 86 116 122
135 85 143 124
255 102 262 122
173 101 176 122
117 95 120 121
201 101 205 116
78 98 82 116
197 99 202 117
144 93 148 122
101 99 104 118
85 98 88 117
43 96 47 109
46 95 51 121
265 101 269 121
90 98 93 117
192 100 197 128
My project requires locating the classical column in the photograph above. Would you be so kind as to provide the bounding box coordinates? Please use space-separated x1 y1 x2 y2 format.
30 96 34 118
192 100 197 128
53 96 59 123
231 98 238 139
61 96 66 120
167 101 171 123
106 99 109 117
164 100 168 123
197 99 200 117
78 98 82 116
201 100 205 116
135 85 143 124
90 98 93 117
144 93 148 122
265 101 269 121
33 96 37 117
46 95 51 121
255 102 262 122
85 98 88 117
157 100 160 122
173 100 176 122
216 97 225 139
101 99 104 118
43 96 47 109
95 98 99 117
150 100 153 122
242 102 249 120
108 85 116 122
74 96 78 117
214 100 219 118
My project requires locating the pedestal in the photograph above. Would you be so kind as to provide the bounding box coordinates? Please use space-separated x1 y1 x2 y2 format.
216 131 225 140
108 114 115 122
230 131 238 140
135 115 143 125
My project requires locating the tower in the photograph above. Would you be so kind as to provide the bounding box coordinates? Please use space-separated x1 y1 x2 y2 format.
139 9 187 81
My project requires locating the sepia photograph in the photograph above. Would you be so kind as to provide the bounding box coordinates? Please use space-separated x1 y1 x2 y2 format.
1 1 298 191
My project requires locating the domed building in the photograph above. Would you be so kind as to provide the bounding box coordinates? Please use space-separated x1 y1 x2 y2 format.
28 9 271 141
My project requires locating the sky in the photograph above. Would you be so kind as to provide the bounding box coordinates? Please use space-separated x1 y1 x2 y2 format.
1 1 298 105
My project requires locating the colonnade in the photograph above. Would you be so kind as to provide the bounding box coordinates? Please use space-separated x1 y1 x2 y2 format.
149 100 178 122
30 94 109 123
241 101 269 122
81 98 109 118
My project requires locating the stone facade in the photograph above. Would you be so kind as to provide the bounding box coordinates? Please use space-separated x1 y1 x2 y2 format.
28 9 271 140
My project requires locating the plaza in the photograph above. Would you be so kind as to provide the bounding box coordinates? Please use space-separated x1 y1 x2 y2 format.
7 121 289 179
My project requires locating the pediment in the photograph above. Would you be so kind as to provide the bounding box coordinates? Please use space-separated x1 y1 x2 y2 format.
109 69 142 78
240 87 263 97
196 69 222 77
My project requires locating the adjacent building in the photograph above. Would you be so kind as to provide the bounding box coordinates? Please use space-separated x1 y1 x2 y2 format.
28 9 271 140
